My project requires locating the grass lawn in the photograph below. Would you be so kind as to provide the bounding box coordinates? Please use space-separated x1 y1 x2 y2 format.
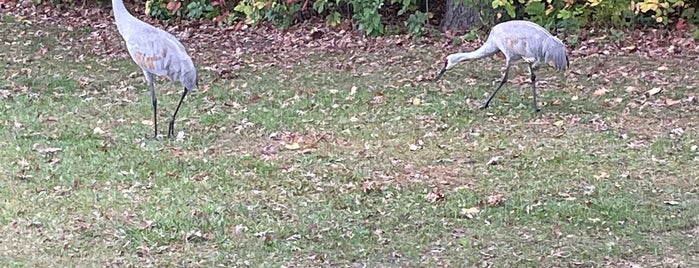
1 14 698 267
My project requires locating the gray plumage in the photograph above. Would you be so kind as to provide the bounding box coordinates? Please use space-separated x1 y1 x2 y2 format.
112 0 198 138
435 20 569 111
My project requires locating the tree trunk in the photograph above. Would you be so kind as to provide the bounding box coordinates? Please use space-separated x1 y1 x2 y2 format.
440 0 483 33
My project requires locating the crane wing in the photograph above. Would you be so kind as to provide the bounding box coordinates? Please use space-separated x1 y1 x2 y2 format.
124 27 194 81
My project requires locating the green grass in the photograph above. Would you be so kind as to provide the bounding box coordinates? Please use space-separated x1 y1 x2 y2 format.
1 15 698 267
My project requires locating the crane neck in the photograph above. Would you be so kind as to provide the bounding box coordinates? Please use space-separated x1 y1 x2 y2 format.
111 0 132 20
454 48 492 62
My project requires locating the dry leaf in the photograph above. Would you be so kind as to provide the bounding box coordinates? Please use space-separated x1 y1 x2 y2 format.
625 86 638 93
486 156 502 165
346 86 357 100
657 66 669 71
594 171 609 180
425 188 445 202
285 142 301 150
460 207 480 218
646 87 662 96
93 127 106 135
593 88 607 97
371 91 384 104
412 98 422 106
176 131 185 142
486 194 504 206
665 98 681 106
32 143 61 153
583 184 596 195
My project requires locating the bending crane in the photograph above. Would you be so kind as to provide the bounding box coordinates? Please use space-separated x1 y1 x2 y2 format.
435 20 569 111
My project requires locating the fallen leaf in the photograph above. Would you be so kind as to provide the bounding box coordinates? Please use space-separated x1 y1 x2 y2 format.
583 184 596 195
665 98 681 106
594 171 609 180
346 86 357 100
32 143 61 153
176 131 185 142
93 127 105 135
645 87 662 96
486 156 502 165
48 158 61 167
141 220 155 231
16 158 30 167
451 228 467 238
588 218 601 223
425 188 445 202
285 142 301 150
460 206 480 218
593 88 607 97
657 66 669 71
371 91 384 104
412 98 422 106
664 200 680 206
486 194 504 206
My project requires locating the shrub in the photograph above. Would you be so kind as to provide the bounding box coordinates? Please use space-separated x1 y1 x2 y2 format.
32 0 699 36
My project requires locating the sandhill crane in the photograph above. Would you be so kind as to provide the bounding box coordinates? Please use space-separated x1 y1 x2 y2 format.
111 0 198 138
435 20 569 112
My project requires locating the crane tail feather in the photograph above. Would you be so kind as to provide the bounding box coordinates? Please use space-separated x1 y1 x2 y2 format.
543 37 569 71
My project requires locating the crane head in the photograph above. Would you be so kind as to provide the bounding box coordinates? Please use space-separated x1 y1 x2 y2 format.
434 58 450 81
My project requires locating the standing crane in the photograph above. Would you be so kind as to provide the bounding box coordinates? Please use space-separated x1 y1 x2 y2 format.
435 20 569 112
111 0 198 138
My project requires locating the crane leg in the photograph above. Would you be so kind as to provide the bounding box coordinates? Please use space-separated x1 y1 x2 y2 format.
168 87 189 138
146 73 158 139
529 64 540 112
482 64 510 110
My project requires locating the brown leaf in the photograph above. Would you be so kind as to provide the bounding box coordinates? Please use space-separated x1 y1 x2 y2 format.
425 188 445 202
592 88 607 97
486 194 504 206
665 98 681 106
594 171 609 180
284 142 301 150
460 207 480 218
486 156 502 166
32 143 61 153
646 87 662 96
370 91 384 104
141 220 155 231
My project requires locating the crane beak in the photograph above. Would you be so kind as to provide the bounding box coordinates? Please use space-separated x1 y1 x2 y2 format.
434 68 447 81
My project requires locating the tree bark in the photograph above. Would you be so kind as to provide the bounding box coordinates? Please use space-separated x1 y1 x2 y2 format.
440 0 483 33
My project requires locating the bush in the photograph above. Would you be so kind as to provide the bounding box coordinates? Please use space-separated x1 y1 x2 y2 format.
32 0 699 36
492 0 691 34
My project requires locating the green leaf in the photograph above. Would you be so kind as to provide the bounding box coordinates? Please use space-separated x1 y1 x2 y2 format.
326 11 341 26
505 5 515 18
253 1 267 9
525 2 545 16
313 0 327 13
